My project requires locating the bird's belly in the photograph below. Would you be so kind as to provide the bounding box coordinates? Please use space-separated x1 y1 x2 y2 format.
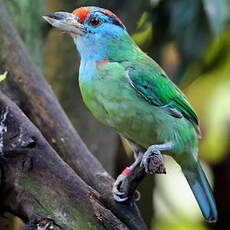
80 79 169 148
80 77 197 154
103 100 158 147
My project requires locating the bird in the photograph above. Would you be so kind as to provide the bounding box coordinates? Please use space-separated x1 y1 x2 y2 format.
43 6 217 222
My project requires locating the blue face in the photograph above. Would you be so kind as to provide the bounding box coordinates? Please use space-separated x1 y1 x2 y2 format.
73 10 127 60
83 9 125 31
44 7 130 60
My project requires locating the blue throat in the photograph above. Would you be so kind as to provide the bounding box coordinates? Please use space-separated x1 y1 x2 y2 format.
73 36 106 83
73 37 106 61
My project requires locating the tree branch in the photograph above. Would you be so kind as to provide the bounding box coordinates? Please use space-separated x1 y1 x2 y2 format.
0 92 129 230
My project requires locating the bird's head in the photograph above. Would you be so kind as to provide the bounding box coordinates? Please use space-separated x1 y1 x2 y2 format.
43 6 134 61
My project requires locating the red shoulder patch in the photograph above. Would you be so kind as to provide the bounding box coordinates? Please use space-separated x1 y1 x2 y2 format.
96 59 108 68
72 7 92 23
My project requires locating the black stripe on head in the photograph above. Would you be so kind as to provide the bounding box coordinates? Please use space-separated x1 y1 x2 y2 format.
100 11 126 29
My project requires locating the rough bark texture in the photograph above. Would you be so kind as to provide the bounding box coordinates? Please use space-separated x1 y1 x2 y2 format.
0 1 147 229
0 92 127 230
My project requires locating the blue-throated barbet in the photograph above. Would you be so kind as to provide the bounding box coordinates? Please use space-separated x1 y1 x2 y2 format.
43 6 217 222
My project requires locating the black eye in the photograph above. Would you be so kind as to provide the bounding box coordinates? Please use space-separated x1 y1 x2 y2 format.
89 17 101 27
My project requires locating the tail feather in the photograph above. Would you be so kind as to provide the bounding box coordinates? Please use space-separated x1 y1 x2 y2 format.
182 161 217 222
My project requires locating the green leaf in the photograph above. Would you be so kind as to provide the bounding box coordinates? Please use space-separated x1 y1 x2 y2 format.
136 12 149 29
202 0 229 34
0 71 7 82
132 22 153 47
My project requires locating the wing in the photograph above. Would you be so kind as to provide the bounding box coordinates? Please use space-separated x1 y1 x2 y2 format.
125 66 201 137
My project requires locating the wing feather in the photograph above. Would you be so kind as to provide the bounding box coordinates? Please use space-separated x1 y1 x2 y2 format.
125 67 201 136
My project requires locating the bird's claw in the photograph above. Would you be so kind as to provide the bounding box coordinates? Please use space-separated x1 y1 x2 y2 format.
134 190 141 202
113 192 129 202
113 174 129 202
141 148 166 174
113 172 141 202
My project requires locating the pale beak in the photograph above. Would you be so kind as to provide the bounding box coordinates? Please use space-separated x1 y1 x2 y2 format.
43 12 86 35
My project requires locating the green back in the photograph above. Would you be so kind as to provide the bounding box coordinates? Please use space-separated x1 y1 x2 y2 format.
120 59 201 136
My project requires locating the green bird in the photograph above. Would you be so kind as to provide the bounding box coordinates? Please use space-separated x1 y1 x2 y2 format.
44 6 217 222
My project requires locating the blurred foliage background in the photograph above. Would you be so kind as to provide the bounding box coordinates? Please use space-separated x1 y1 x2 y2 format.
1 0 230 229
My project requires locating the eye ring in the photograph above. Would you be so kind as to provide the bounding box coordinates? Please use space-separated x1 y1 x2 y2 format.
89 17 101 27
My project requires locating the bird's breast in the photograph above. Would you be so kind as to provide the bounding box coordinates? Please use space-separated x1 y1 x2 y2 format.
79 63 160 147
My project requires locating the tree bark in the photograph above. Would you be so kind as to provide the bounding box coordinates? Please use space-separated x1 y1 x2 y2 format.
4 0 43 67
0 1 147 229
0 92 128 230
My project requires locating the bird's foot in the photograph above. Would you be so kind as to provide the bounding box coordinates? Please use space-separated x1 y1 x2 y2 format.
113 153 143 202
113 168 141 202
113 171 130 202
141 143 172 174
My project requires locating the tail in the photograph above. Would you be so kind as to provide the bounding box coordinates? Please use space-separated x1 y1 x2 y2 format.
182 161 217 222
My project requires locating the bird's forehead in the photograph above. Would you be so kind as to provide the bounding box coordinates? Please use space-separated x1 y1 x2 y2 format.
72 6 122 24
72 7 93 23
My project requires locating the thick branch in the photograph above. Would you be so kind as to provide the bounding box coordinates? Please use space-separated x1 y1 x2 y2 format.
0 1 147 229
0 92 128 230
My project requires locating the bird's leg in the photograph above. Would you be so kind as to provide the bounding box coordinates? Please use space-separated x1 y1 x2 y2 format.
113 152 146 202
141 142 172 174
